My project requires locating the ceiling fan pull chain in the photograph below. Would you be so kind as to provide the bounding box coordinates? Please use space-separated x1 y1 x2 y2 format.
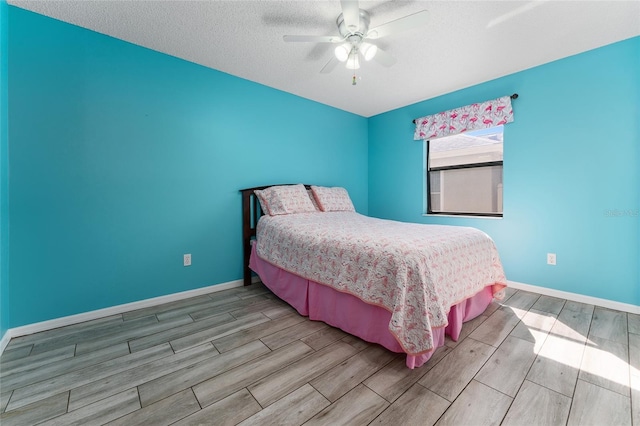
352 48 357 85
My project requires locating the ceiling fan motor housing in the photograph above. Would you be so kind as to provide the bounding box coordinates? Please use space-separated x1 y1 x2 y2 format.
337 10 371 42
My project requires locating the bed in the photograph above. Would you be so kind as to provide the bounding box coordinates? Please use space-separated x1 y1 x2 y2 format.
241 184 507 368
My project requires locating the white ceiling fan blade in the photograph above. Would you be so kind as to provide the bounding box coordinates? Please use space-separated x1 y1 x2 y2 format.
283 35 342 43
367 10 429 39
372 47 396 67
340 0 360 33
320 56 340 74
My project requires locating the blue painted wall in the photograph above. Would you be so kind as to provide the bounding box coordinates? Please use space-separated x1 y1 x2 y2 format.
1 0 9 339
369 37 640 306
6 7 368 328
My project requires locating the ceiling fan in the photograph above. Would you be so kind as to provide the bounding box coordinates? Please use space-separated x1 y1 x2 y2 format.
283 0 428 79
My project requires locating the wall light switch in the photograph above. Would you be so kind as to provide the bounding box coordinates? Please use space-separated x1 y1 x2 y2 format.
184 254 192 267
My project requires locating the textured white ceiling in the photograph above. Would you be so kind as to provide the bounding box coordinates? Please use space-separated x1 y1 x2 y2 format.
9 0 640 117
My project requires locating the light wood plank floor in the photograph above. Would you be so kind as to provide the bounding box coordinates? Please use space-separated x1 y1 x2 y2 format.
1 283 638 425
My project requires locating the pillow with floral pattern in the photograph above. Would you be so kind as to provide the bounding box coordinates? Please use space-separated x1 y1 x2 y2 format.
254 184 317 215
311 186 355 212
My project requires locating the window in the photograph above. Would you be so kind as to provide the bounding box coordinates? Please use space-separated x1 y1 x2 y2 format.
426 126 503 217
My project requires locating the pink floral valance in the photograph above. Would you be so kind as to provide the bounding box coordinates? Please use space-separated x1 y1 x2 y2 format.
413 95 514 140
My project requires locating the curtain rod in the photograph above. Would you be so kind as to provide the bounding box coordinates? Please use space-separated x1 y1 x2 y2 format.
411 93 519 124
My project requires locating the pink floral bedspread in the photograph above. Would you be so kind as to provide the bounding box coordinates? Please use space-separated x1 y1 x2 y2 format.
255 212 507 355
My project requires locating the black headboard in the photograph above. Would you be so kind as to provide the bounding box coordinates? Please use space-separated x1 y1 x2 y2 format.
239 184 312 286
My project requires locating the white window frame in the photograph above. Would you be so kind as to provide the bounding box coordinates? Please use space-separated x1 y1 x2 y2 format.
425 126 504 218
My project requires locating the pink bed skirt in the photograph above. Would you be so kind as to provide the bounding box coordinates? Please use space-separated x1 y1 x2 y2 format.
250 244 494 369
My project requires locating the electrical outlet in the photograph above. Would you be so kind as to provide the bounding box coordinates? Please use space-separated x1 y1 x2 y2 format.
184 253 191 267
547 253 556 265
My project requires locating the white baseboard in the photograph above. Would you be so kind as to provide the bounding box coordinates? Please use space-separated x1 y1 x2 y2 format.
0 279 247 354
507 280 640 314
2 278 636 355
0 329 11 354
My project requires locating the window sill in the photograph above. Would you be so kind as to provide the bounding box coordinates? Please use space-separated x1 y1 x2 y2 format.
422 214 503 220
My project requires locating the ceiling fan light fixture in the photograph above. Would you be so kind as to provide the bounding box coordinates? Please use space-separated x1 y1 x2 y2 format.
334 44 350 62
345 50 360 70
361 42 378 61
